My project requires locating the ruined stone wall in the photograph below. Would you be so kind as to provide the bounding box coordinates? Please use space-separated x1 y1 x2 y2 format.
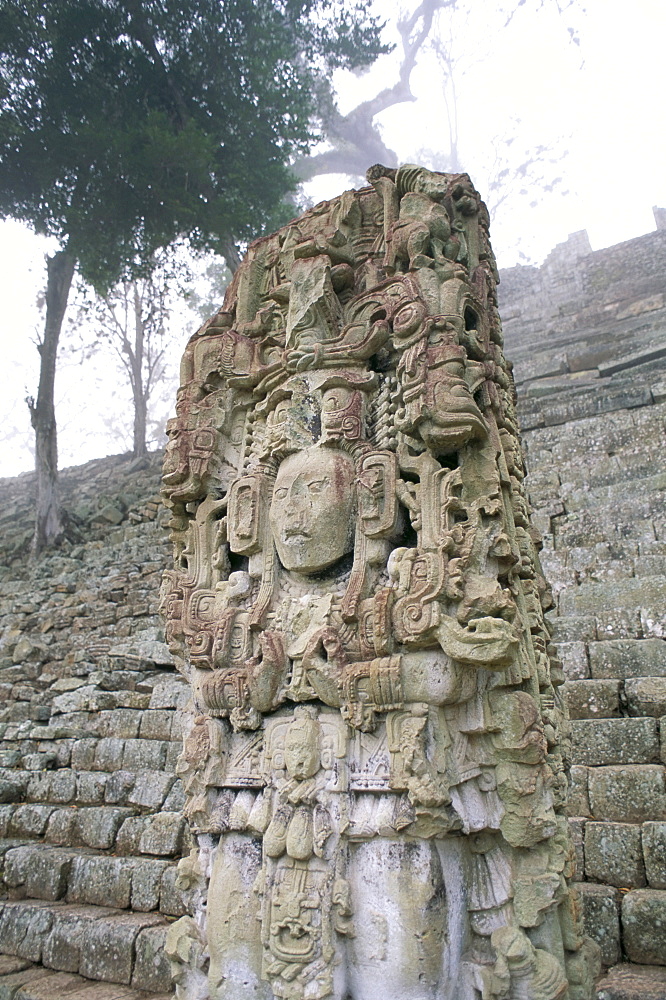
499 222 666 981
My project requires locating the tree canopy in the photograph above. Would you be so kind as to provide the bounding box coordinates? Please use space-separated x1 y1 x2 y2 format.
0 0 388 287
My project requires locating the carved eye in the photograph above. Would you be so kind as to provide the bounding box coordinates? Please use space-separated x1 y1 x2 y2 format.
307 480 326 493
273 487 288 501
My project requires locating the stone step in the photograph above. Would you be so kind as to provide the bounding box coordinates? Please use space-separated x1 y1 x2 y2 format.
0 900 172 994
0 955 173 1000
0 804 189 858
0 843 183 917
596 963 666 999
0 767 183 813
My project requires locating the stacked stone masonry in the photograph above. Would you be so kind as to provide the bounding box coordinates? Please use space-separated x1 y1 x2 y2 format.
499 216 666 995
0 454 189 997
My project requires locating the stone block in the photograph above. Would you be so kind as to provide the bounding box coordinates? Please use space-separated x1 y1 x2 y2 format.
584 822 645 887
548 615 597 643
163 779 185 812
588 765 666 823
567 765 590 817
622 889 666 965
0 782 23 806
164 741 181 772
9 805 55 839
68 741 98 772
78 913 163 985
568 818 585 878
643 822 666 889
625 678 666 717
75 772 107 805
131 925 171 992
67 856 132 909
46 770 76 804
102 770 136 806
138 812 185 856
159 865 186 917
42 904 115 974
565 679 620 719
92 738 125 772
557 642 590 681
12 971 86 1000
138 710 173 741
596 963 666 1000
97 710 140 740
0 968 51 1000
0 901 54 960
0 957 31 976
126 771 174 811
576 883 620 968
129 859 169 912
115 817 148 855
44 809 78 846
4 846 74 901
571 718 660 766
148 678 189 710
75 807 134 850
556 641 589 680
121 739 167 772
589 638 666 679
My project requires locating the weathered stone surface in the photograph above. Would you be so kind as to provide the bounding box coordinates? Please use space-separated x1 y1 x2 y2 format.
571 718 660 766
67 856 132 909
78 912 164 984
584 822 645 888
588 765 666 823
568 765 591 817
642 821 666 889
568 817 585 878
156 166 597 1000
12 971 89 1000
557 640 590 680
576 883 620 968
596 963 666 1000
621 889 666 965
76 807 134 850
131 925 171 992
126 771 174 811
41 905 115 974
0 967 51 1000
589 639 666 679
4 845 73 901
624 677 666 717
565 679 620 719
138 813 184 856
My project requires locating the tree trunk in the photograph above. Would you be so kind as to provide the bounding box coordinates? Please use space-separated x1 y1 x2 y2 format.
27 249 75 557
131 283 147 459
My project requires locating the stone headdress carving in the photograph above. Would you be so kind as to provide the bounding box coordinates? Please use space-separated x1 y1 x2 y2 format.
161 165 599 1000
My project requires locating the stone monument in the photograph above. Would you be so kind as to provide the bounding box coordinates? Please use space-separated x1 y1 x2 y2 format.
160 165 599 1000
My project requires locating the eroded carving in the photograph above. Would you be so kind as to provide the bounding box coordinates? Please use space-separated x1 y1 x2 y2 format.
161 165 599 999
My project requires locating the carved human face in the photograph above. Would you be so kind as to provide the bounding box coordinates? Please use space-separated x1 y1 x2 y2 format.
284 718 320 780
269 447 355 574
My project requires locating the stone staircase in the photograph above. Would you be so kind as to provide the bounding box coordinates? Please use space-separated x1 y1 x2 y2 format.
0 455 186 998
501 223 666 999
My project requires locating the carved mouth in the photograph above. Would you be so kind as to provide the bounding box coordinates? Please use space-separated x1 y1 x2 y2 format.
284 528 310 540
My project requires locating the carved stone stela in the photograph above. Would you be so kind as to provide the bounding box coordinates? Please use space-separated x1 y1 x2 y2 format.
160 165 599 1000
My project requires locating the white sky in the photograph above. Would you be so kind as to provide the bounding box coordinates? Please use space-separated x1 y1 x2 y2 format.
1 0 665 477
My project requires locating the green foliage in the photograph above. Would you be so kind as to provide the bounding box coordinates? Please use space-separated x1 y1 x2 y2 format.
0 0 388 288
